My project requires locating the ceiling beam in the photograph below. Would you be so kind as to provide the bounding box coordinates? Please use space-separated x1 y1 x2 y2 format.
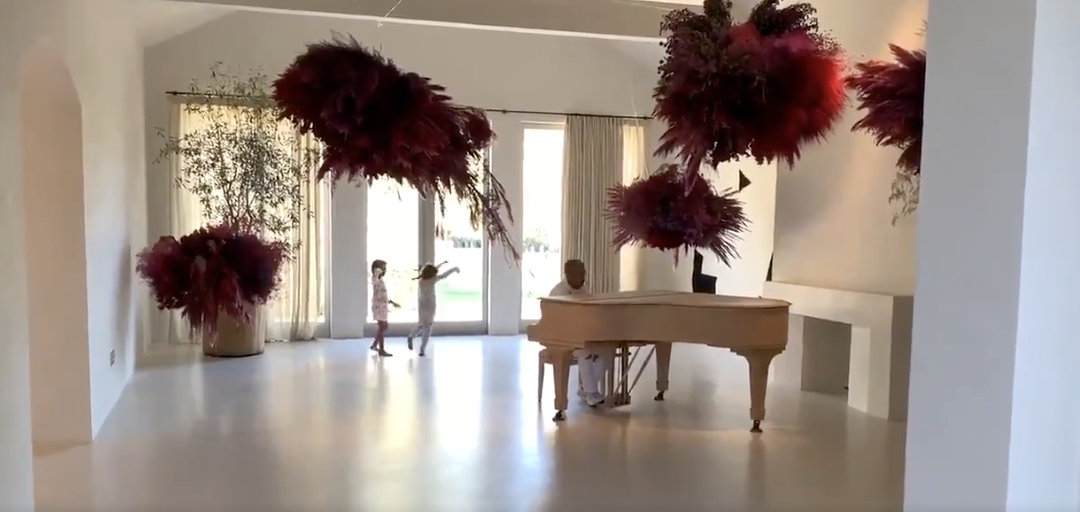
170 0 681 40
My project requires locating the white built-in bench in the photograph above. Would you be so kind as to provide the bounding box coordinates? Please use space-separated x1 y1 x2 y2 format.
763 282 913 421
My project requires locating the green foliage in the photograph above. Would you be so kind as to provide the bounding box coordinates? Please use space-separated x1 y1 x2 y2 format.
524 227 553 253
889 170 919 225
156 62 319 245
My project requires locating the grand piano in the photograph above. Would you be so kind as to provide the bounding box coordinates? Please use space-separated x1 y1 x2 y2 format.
527 290 791 432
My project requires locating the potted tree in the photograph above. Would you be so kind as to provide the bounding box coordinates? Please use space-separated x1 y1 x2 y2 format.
137 63 318 357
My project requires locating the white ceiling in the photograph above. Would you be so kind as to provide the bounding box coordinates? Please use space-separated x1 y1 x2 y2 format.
127 0 727 50
607 37 663 72
132 0 236 46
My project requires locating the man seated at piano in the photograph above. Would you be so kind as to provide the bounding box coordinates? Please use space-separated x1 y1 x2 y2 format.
548 259 608 407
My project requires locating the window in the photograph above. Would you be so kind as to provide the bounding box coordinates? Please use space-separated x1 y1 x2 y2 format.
364 152 492 332
434 194 485 322
619 123 646 291
520 125 565 320
169 102 330 340
366 180 421 324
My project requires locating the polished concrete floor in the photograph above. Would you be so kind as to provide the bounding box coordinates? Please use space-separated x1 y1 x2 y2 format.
33 337 905 511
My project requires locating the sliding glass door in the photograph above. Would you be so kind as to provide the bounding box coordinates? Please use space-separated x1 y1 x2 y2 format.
520 124 566 321
366 180 420 326
364 153 490 336
434 195 486 324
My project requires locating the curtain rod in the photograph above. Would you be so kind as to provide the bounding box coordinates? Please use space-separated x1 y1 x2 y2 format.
483 108 651 121
164 91 653 120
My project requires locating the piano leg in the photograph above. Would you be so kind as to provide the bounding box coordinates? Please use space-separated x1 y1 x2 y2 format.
654 342 672 401
734 348 783 433
617 342 630 406
550 347 574 421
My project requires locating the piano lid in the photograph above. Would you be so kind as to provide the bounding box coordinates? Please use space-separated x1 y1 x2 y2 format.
540 290 790 310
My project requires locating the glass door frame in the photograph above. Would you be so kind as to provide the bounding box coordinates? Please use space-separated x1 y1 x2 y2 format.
518 120 566 332
418 194 490 336
363 159 491 338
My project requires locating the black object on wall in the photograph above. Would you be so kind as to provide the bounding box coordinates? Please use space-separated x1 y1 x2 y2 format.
736 169 774 283
738 170 751 191
691 250 718 294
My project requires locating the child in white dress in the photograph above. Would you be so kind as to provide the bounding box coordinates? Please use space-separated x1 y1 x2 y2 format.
369 259 401 357
407 261 460 356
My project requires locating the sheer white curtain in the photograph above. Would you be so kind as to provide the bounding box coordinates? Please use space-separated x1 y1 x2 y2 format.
165 104 200 344
165 102 329 344
561 115 645 294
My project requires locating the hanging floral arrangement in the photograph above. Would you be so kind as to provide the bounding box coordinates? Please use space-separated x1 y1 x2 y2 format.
846 42 926 221
136 224 288 338
609 0 843 262
607 164 748 265
271 34 518 260
652 0 848 170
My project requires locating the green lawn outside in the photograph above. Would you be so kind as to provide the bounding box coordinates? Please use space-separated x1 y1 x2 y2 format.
434 285 548 321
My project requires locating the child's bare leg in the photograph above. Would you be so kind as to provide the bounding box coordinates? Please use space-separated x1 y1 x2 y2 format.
418 323 433 356
407 324 422 350
376 321 391 356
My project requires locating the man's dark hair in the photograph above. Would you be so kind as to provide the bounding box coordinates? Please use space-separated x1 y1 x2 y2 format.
564 259 585 273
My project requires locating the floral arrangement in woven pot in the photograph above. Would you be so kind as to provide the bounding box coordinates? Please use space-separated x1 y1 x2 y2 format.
846 40 926 221
272 34 518 260
137 225 287 338
609 0 845 261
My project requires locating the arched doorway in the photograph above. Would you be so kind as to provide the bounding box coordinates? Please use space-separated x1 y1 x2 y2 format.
19 43 92 449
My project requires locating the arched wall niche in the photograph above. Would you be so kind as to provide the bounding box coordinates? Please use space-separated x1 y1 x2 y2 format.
18 40 93 449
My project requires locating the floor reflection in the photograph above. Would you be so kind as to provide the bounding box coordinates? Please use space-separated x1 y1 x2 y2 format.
33 336 905 512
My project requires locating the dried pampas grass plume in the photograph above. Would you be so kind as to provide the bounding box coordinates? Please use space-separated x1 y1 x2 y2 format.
272 33 518 260
653 0 847 170
846 36 926 222
846 44 926 175
606 164 749 265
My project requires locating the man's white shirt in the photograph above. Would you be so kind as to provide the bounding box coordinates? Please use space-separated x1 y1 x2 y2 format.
548 280 587 297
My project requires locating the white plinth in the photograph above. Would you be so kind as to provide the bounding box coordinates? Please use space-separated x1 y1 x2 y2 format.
763 282 913 421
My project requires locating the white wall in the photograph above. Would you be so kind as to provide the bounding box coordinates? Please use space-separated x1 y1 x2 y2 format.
66 0 147 438
905 0 1080 508
703 158 777 298
0 0 147 504
773 0 927 296
143 11 657 340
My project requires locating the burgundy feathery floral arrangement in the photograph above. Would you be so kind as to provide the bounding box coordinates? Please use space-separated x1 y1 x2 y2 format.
607 164 748 264
653 0 847 169
271 34 518 260
846 44 926 175
609 0 841 262
136 225 287 337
